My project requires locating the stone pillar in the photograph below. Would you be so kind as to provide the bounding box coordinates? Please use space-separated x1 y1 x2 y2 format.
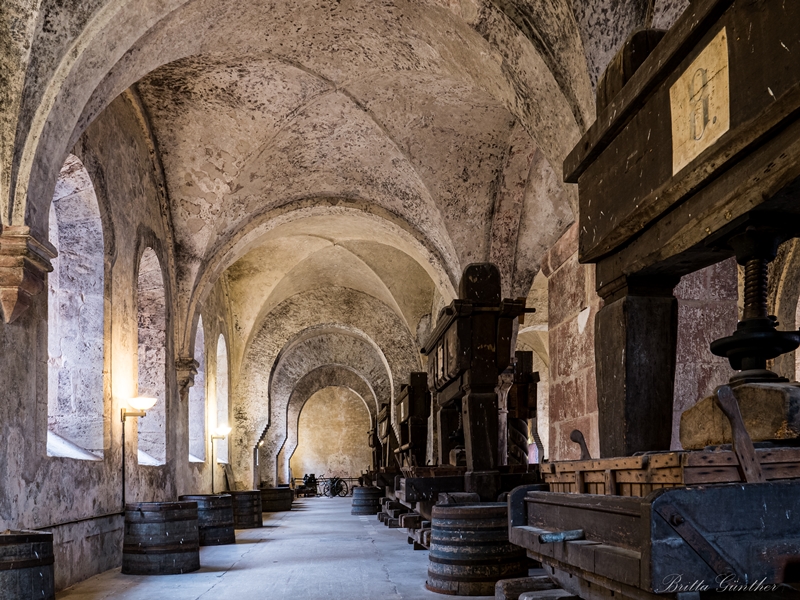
496 369 513 467
594 277 678 457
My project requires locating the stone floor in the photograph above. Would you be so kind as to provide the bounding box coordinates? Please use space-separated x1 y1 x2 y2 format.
57 496 494 600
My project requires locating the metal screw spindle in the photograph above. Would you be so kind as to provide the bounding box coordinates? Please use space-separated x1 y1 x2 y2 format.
742 258 769 321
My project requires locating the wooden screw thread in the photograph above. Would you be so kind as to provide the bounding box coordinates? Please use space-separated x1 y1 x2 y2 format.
742 258 769 320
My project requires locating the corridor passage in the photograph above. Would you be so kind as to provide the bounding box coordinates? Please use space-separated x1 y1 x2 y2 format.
57 497 493 600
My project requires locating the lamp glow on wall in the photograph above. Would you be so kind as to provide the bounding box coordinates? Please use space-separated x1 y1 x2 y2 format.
211 426 232 493
120 396 158 508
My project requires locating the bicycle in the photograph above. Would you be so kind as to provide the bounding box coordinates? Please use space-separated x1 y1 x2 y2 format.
321 476 349 497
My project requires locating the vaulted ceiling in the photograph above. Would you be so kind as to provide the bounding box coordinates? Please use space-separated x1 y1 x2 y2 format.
2 0 690 482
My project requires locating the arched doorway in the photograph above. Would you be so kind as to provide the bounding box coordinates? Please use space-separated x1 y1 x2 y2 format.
289 386 372 483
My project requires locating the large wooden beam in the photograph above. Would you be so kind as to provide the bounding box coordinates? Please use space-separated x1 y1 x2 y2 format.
595 279 678 456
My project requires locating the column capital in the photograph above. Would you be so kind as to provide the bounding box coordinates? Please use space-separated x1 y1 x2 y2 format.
176 356 199 399
0 226 57 323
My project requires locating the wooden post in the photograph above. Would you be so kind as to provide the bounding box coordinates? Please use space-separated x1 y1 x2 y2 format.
595 277 678 457
437 407 460 465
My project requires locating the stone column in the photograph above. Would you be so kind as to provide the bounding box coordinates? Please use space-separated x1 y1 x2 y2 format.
495 368 513 467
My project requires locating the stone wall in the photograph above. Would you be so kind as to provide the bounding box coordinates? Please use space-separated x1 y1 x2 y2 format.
671 259 738 448
0 93 179 590
543 225 602 460
181 281 233 496
289 386 373 481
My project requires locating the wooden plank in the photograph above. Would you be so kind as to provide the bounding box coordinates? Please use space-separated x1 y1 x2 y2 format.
684 462 800 484
574 471 585 494
682 466 741 484
604 470 617 496
614 467 683 484
554 457 646 472
583 472 605 483
715 386 764 483
683 446 800 466
565 540 603 574
645 453 681 468
593 545 641 587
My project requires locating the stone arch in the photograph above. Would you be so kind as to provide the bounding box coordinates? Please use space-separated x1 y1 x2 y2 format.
767 238 800 380
181 199 459 356
276 365 377 484
288 386 373 482
235 287 420 488
259 327 391 486
188 314 206 462
137 246 167 465
516 269 550 459
46 153 105 460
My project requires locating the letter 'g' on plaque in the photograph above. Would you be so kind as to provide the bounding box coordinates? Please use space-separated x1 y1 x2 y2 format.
670 27 730 175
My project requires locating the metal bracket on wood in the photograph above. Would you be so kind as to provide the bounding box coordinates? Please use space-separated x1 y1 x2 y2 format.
538 529 585 544
654 503 740 579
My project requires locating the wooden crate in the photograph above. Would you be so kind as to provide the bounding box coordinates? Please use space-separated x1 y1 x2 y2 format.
541 446 800 496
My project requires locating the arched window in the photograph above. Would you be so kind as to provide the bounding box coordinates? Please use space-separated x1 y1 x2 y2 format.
216 334 230 464
137 247 167 465
47 154 105 460
189 316 206 462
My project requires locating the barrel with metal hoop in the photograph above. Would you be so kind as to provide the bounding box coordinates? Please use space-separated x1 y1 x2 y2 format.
178 494 235 545
0 530 55 599
426 502 526 596
228 491 263 528
351 487 382 515
122 501 200 575
259 487 293 512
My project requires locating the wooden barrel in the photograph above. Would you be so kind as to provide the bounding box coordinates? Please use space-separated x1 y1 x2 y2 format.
0 531 55 600
122 501 200 575
351 487 382 515
426 503 526 596
228 491 263 528
260 487 293 512
178 494 236 546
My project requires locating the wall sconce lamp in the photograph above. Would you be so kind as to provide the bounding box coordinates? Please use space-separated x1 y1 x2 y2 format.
121 396 158 422
211 426 232 493
121 397 158 508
